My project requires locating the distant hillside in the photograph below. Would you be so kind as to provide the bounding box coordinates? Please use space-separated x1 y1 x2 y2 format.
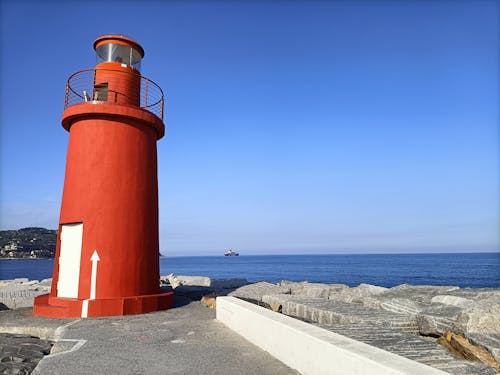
0 228 57 259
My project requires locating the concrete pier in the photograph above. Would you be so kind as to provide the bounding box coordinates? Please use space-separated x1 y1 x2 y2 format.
0 297 296 375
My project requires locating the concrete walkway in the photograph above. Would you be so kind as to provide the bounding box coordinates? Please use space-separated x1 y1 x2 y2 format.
0 296 297 375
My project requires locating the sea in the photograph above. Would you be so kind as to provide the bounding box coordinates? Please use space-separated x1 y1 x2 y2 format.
1 253 499 288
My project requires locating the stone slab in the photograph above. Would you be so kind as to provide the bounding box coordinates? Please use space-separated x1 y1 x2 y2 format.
229 281 291 303
259 293 498 374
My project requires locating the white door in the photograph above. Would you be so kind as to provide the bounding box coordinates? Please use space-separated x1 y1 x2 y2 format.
57 223 83 298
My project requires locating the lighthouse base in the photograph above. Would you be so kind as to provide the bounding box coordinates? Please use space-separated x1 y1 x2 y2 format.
32 292 174 318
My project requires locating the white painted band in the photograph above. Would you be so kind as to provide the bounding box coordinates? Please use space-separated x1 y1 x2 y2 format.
81 299 89 318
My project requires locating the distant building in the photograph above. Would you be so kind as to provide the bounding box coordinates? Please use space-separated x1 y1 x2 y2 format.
4 242 21 251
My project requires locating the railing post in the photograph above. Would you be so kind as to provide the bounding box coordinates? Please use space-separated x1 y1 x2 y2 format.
161 97 164 120
64 82 69 108
145 78 149 108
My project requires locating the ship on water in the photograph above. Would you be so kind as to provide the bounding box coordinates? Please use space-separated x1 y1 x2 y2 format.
224 249 239 256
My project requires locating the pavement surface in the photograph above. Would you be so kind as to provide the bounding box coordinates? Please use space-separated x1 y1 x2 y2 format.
0 296 297 375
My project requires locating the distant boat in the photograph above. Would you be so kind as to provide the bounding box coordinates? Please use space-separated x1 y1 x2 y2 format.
224 249 239 256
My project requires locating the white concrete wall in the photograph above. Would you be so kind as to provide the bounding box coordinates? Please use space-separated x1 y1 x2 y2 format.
216 296 448 375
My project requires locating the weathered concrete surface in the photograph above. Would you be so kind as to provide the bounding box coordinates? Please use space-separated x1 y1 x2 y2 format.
0 308 72 340
0 279 51 310
280 281 348 298
218 296 450 375
262 294 418 332
323 323 496 374
329 283 388 302
0 297 297 375
229 281 291 303
230 281 500 374
455 295 500 335
162 274 212 288
160 274 248 290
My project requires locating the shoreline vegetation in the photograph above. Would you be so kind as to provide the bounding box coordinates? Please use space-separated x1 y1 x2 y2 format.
0 228 56 259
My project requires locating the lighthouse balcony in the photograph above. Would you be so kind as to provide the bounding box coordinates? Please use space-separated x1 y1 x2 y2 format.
64 68 165 120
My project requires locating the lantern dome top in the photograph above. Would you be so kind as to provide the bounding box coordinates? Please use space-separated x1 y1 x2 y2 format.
93 34 144 70
93 34 144 57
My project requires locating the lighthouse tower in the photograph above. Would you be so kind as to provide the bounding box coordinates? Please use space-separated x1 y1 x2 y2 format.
33 35 174 318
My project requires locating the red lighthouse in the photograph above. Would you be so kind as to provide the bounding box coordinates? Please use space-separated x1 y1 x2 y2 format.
33 35 174 318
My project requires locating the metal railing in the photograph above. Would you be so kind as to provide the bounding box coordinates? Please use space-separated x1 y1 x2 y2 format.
64 68 165 120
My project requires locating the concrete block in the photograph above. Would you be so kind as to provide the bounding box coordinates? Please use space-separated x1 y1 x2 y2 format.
329 283 388 303
455 295 500 334
217 296 448 375
431 295 473 307
417 313 455 337
377 298 422 315
177 275 211 287
280 281 348 299
39 279 53 287
159 275 248 289
229 282 290 302
13 278 29 283
382 284 459 304
262 294 418 332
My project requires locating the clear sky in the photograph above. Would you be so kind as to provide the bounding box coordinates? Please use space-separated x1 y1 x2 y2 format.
0 1 498 256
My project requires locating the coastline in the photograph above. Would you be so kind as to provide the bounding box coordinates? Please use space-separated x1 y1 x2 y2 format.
2 253 499 289
0 257 53 261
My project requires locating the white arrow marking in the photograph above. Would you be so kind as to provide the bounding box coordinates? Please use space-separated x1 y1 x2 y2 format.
90 250 100 300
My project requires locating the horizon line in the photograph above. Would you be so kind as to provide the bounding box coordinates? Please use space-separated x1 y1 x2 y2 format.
160 250 500 258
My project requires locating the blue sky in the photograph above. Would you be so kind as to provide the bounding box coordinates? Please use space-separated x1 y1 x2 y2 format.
1 1 498 255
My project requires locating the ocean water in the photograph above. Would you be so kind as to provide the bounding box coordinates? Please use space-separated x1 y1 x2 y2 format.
1 253 499 288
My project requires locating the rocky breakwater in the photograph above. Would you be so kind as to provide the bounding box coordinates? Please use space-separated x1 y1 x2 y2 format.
230 281 500 374
0 279 51 310
0 275 249 311
2 276 498 374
